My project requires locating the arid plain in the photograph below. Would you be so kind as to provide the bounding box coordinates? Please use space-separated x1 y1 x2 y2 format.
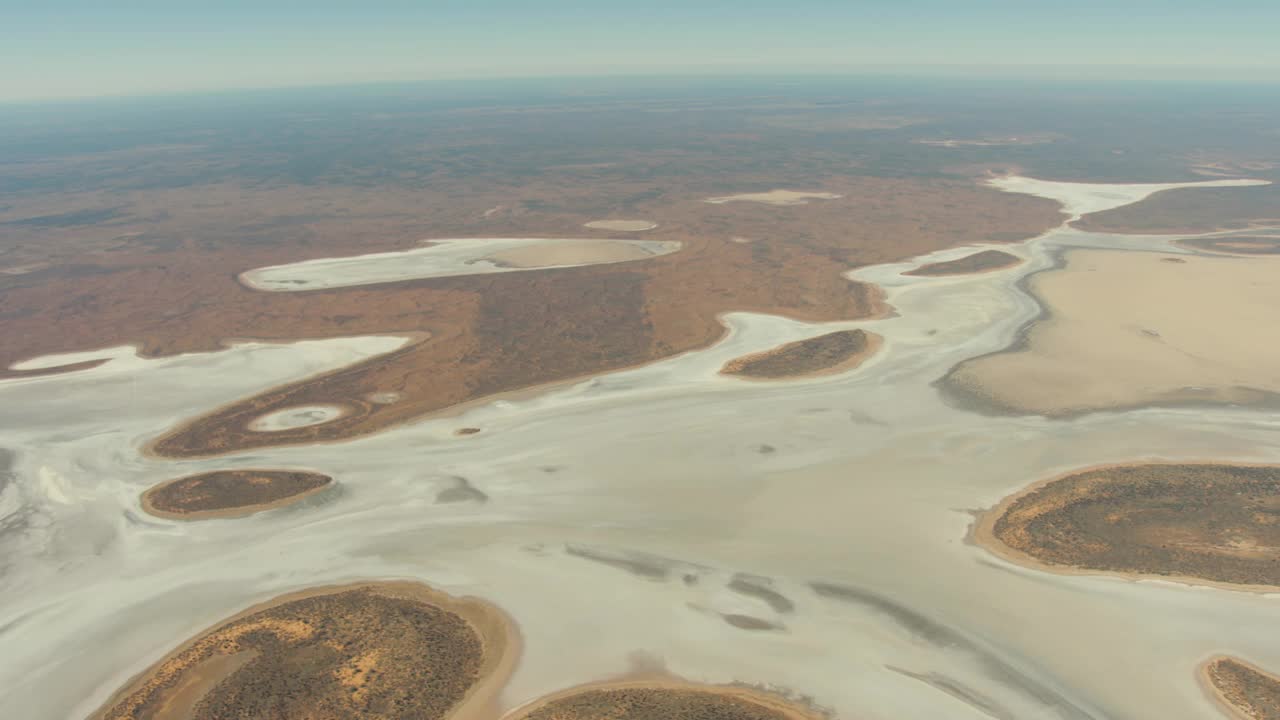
4 83 1280 720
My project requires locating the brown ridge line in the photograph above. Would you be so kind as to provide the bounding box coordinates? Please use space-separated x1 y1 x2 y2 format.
970 459 1280 595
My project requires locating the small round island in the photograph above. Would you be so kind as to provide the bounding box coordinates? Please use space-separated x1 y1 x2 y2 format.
141 469 334 520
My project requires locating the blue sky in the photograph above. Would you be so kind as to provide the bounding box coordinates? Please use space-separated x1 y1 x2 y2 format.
4 1 1279 101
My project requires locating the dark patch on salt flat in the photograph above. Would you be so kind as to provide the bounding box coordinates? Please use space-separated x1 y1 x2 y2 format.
729 574 795 614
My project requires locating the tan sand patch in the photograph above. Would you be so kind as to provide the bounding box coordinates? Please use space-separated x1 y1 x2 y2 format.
946 249 1280 415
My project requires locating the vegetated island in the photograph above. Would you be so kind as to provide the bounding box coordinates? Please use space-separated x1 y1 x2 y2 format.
720 330 881 380
141 469 333 520
1203 656 1280 720
92 582 516 720
976 463 1280 590
505 681 825 720
904 249 1022 277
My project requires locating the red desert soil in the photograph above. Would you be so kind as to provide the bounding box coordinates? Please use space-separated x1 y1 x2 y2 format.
0 177 1061 456
976 462 1280 590
903 249 1022 276
1203 656 1280 720
91 582 517 720
1071 183 1280 234
140 469 333 520
503 680 826 720
720 329 881 380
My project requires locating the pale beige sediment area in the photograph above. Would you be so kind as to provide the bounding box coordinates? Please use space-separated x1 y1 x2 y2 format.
946 249 1280 416
485 240 675 268
90 581 519 720
582 220 658 232
703 190 841 206
239 237 682 291
1201 656 1280 720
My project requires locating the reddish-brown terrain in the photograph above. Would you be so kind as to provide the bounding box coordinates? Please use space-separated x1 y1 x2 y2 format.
1 177 1060 457
1072 183 1280 234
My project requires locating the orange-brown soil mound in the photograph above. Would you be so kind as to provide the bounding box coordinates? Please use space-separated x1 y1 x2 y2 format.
978 463 1280 589
93 583 514 720
141 469 332 520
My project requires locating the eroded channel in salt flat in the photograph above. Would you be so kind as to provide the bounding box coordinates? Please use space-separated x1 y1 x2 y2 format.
2 177 1277 720
240 237 682 291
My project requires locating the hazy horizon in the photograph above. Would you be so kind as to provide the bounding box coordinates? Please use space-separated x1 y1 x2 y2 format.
6 1 1280 102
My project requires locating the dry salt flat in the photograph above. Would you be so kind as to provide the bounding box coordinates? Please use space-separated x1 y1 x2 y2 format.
0 177 1275 720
